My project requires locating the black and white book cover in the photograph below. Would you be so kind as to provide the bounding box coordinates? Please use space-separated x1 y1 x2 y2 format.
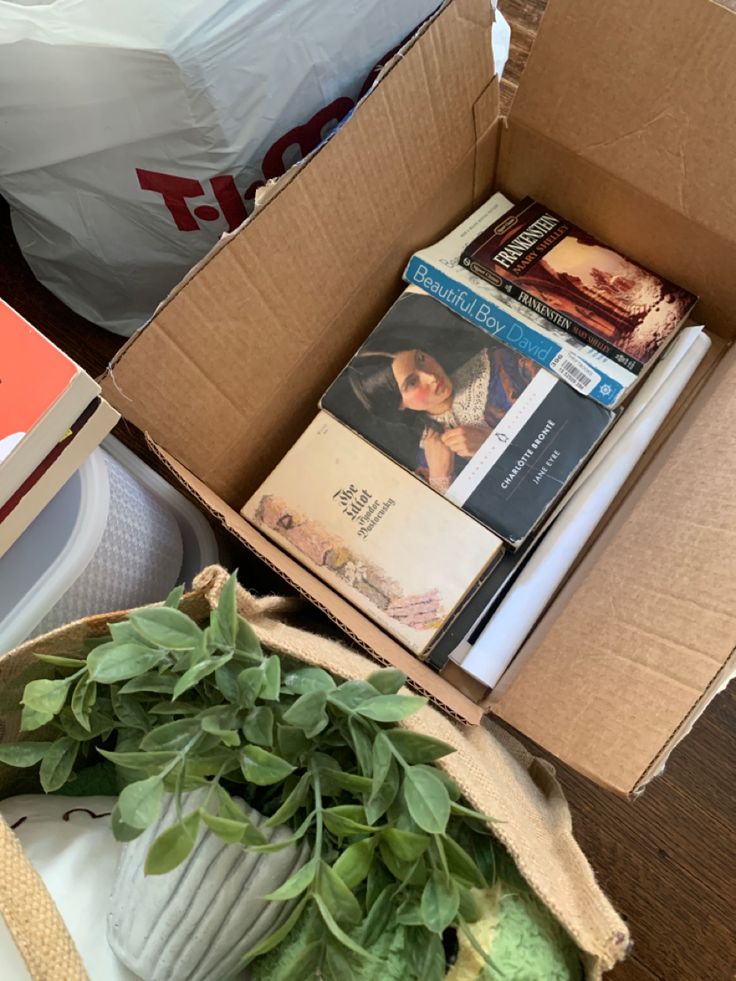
320 289 613 547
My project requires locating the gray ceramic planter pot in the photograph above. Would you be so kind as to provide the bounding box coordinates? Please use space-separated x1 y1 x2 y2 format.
107 789 309 981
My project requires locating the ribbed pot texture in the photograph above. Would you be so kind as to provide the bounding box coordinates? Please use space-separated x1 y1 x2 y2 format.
107 790 309 981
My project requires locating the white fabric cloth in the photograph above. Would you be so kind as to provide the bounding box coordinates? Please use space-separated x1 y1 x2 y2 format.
0 795 138 981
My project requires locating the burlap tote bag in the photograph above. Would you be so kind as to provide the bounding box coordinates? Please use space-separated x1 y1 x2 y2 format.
0 565 629 980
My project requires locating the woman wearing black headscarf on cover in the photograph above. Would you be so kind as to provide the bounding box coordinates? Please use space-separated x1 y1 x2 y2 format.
342 291 539 494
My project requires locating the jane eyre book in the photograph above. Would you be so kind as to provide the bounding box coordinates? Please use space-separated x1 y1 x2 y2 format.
241 412 503 659
460 197 697 375
320 289 613 548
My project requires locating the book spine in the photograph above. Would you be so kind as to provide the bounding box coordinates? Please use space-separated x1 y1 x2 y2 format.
404 255 624 407
463 259 644 375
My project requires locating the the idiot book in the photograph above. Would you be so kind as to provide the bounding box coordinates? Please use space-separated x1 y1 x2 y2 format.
320 289 613 547
241 412 502 658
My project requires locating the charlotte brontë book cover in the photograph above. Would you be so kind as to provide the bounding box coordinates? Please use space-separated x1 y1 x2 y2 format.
241 412 503 659
460 198 698 375
320 289 613 547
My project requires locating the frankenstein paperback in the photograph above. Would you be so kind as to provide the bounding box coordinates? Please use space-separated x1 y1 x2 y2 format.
403 193 696 407
460 197 697 375
241 412 503 658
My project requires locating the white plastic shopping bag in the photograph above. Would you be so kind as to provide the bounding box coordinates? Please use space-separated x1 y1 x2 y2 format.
0 1 509 336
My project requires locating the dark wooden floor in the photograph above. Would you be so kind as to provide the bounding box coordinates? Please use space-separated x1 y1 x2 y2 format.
1 1 734 977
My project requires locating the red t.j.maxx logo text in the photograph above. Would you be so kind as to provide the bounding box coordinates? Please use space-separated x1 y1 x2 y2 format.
136 29 413 233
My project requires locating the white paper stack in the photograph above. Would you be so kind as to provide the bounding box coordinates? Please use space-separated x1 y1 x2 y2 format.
454 325 712 687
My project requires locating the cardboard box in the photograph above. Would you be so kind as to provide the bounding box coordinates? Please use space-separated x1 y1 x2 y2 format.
102 0 736 797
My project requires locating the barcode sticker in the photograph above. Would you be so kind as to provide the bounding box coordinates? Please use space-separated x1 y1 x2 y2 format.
549 351 600 395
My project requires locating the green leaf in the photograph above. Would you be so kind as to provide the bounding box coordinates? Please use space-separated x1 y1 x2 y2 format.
39 737 79 792
111 689 151 732
396 898 425 926
356 694 425 723
370 732 392 793
214 662 241 703
347 717 373 776
243 706 274 748
22 678 71 720
242 896 308 965
234 617 263 661
365 755 399 825
130 607 203 651
264 772 311 828
328 680 378 712
108 621 149 645
70 677 96 732
385 730 455 764
314 895 372 960
216 572 239 645
118 775 164 829
364 733 397 824
415 763 460 801
200 809 249 844
263 857 318 901
215 784 245 820
144 811 200 874
360 884 396 947
282 690 328 736
379 827 428 863
366 668 406 695
200 715 241 747
164 584 185 609
110 803 145 842
332 838 374 890
458 884 482 922
322 805 374 837
237 666 264 708
98 748 177 770
33 654 84 669
20 705 54 732
240 745 294 786
118 673 177 696
260 654 281 701
276 724 310 762
140 717 200 752
403 767 451 834
87 643 165 683
420 871 459 934
149 701 203 718
317 860 362 926
173 655 227 699
283 667 336 694
0 742 51 767
442 834 486 889
326 771 373 795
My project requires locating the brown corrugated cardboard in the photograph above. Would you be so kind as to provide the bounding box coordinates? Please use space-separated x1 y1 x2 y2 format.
102 0 735 795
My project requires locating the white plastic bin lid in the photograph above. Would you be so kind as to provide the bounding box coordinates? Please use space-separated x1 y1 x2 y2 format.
0 451 110 654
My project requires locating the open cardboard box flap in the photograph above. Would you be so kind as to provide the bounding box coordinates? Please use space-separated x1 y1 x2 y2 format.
102 0 736 794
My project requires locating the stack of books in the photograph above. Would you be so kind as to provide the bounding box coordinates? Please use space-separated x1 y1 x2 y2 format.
0 300 119 557
241 194 705 688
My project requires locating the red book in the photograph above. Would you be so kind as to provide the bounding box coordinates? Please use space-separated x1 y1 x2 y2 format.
0 300 100 506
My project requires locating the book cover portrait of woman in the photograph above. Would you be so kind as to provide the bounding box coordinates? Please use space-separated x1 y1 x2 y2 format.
324 291 539 495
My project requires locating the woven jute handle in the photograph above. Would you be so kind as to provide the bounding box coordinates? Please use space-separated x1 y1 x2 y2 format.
0 815 87 980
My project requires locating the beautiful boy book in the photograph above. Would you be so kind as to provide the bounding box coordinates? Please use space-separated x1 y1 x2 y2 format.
0 299 100 506
320 289 613 547
241 412 503 658
460 197 697 376
403 193 696 408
